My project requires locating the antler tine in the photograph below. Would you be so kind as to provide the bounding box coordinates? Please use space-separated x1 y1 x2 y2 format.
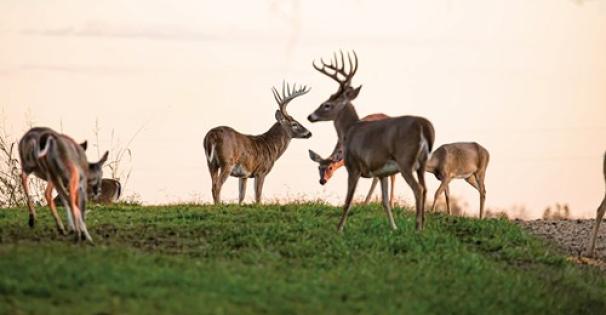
351 50 359 78
271 86 282 105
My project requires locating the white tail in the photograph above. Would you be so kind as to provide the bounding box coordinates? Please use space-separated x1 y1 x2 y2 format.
205 143 216 163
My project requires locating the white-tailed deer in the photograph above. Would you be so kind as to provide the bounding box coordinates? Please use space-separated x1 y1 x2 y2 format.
425 142 490 218
588 152 606 257
204 82 312 204
54 178 121 205
308 51 435 231
308 113 396 207
19 127 108 242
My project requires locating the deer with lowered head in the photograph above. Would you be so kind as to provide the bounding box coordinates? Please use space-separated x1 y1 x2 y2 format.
19 127 108 242
425 142 490 218
204 82 312 205
588 152 606 257
308 51 435 231
54 178 121 205
308 113 397 207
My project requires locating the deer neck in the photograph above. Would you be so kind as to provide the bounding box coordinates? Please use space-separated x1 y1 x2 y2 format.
334 103 360 142
258 122 291 161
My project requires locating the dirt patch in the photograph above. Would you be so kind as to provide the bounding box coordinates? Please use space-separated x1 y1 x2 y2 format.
517 218 606 268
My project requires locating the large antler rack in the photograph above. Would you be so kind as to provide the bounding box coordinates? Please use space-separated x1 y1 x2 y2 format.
312 50 358 88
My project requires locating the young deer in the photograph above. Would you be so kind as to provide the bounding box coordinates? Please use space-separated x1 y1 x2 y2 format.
19 127 108 242
424 142 490 218
54 178 121 205
588 152 606 257
308 113 396 207
308 51 435 231
204 82 312 204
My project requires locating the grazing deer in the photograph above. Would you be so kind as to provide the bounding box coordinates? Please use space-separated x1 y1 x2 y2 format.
424 142 490 218
204 82 312 205
308 51 435 231
588 152 606 257
19 127 108 242
308 113 397 207
54 178 121 205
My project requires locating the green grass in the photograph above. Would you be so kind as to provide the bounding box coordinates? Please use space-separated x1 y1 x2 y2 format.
0 203 605 315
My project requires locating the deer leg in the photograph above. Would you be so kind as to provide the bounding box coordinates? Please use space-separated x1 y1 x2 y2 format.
589 197 606 257
364 178 379 204
337 171 360 232
212 165 232 205
44 182 65 235
431 178 451 213
380 177 397 230
465 176 482 218
389 174 396 209
400 168 424 231
475 173 487 219
254 175 265 204
66 164 88 242
416 167 427 219
208 164 220 204
444 185 451 215
238 177 247 205
59 196 75 232
77 184 92 241
20 172 36 228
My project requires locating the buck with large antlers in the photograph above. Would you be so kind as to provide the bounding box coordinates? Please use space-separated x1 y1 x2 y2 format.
588 152 606 257
308 113 397 207
204 82 312 204
308 51 435 231
425 142 490 218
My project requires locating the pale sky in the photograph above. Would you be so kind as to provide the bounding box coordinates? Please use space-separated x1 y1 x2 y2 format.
1 0 605 218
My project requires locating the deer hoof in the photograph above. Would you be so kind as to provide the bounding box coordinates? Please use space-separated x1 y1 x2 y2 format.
28 216 35 228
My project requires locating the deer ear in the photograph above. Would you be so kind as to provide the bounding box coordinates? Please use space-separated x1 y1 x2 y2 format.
275 110 286 122
347 85 362 100
98 151 109 165
308 150 323 162
80 141 88 151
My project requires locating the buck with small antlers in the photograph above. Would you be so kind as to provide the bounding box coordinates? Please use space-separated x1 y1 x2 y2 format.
308 51 435 231
425 142 490 218
588 152 606 257
308 113 397 207
204 82 312 204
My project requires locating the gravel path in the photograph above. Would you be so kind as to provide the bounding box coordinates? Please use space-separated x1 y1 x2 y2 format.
517 218 606 268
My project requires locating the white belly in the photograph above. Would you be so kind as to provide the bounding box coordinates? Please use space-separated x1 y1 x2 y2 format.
231 164 250 177
454 172 474 179
369 160 400 177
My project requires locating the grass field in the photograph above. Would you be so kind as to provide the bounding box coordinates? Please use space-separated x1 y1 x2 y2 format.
0 203 605 315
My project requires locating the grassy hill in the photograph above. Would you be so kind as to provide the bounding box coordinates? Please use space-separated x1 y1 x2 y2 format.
0 203 605 314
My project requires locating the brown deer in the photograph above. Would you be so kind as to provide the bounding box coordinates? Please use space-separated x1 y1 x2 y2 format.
424 142 490 218
588 152 606 257
204 82 312 205
308 113 396 207
308 51 435 231
19 127 108 242
54 178 121 205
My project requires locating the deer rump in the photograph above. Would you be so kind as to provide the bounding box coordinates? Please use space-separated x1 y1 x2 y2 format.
343 115 435 178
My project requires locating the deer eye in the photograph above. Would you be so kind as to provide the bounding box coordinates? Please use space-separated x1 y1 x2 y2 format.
323 104 331 110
